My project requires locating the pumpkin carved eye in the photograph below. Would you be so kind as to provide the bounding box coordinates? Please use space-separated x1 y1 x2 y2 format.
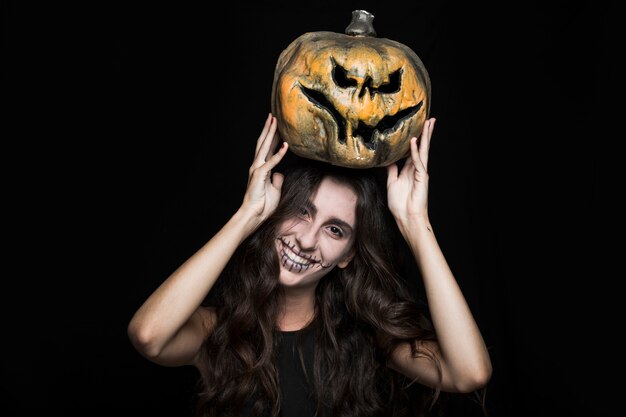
332 60 358 89
272 9 431 168
374 69 402 94
332 59 402 98
358 69 402 99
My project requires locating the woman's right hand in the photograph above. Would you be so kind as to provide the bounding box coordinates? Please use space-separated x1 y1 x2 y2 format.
239 113 289 229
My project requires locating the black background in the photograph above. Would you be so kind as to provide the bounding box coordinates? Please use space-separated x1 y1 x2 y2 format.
3 0 620 416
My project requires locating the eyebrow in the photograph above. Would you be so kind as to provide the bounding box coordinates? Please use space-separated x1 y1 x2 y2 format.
305 200 354 233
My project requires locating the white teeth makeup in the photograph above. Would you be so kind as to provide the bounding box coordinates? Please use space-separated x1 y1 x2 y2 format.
279 239 314 273
284 249 311 266
281 249 311 272
276 237 333 274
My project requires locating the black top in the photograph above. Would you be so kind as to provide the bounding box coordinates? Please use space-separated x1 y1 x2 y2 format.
241 320 324 417
278 322 318 417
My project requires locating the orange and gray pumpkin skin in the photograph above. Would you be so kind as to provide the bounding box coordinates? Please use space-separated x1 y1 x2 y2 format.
271 19 430 168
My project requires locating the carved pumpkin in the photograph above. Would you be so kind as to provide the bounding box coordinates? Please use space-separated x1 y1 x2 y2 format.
271 10 431 168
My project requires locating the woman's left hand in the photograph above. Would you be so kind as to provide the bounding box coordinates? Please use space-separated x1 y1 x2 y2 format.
386 118 436 225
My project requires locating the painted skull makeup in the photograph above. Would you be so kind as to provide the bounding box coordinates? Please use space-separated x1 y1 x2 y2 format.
274 177 357 288
277 237 333 273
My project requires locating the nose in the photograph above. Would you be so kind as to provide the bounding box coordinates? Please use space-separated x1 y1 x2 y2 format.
295 223 318 252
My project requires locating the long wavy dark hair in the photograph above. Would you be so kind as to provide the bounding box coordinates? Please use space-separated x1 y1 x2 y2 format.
195 159 441 417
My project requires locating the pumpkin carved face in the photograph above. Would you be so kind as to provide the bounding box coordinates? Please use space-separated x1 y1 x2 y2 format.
271 10 431 168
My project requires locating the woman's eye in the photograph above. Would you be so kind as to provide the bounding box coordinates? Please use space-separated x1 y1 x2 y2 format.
329 226 344 237
298 207 308 217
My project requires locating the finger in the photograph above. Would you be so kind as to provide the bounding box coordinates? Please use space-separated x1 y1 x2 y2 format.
265 124 281 161
272 171 284 191
248 141 287 187
255 113 273 155
254 116 278 166
262 141 288 172
400 139 417 176
420 118 435 170
386 162 398 187
410 135 426 174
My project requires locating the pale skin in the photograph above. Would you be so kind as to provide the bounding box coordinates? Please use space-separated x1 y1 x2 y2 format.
127 113 492 394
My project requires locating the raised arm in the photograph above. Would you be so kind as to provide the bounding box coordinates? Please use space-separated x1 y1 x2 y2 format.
127 114 288 367
386 119 492 393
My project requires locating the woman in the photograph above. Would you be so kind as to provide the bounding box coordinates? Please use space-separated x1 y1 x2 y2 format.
128 114 492 416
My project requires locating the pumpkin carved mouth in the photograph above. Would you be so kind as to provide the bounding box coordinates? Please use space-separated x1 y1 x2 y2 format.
299 84 423 150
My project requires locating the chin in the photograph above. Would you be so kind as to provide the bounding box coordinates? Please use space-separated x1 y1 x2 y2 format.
278 271 307 287
278 270 320 289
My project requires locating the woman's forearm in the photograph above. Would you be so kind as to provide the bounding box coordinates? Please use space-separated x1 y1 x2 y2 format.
128 208 258 355
398 215 492 383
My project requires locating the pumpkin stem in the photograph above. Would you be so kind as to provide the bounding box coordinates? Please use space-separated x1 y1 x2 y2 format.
345 10 376 37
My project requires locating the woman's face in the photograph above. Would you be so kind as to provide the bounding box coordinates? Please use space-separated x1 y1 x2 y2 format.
275 177 357 289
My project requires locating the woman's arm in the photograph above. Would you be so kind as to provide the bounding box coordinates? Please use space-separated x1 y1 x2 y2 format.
127 114 288 367
386 119 492 392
